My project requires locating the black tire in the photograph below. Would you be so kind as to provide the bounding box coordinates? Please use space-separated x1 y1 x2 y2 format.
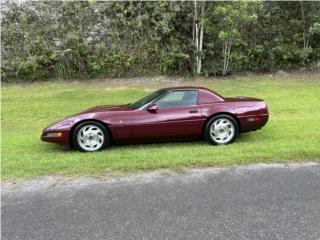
204 114 239 145
72 121 111 152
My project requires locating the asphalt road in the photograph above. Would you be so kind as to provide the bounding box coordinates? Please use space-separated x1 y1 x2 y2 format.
2 164 320 240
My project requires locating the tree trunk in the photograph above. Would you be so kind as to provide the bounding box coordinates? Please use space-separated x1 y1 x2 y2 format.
300 1 309 66
222 41 227 75
197 2 205 75
222 37 232 76
194 1 199 75
226 39 232 74
194 1 205 75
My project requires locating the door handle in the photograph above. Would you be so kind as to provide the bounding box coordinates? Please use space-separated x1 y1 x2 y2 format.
189 109 198 113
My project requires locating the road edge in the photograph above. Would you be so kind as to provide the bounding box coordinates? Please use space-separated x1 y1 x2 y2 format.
2 162 319 193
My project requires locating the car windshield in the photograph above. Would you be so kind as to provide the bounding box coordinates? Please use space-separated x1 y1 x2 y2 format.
129 90 166 109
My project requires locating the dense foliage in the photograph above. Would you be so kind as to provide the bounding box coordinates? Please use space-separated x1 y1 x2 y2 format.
1 1 320 81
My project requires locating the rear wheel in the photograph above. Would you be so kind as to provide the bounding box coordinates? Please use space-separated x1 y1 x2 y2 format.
72 121 110 152
204 115 239 145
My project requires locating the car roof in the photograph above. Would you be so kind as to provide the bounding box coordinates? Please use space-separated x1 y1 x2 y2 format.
162 86 209 91
161 86 224 102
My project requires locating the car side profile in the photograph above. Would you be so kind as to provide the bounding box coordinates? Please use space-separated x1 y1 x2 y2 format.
41 87 269 152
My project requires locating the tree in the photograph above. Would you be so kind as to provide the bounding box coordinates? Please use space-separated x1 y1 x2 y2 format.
299 1 320 66
1 1 320 81
209 2 258 75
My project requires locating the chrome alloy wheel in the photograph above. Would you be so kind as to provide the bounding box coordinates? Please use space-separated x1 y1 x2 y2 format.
210 118 235 144
77 124 104 151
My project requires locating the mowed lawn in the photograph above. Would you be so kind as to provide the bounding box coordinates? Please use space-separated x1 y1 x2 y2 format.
2 73 320 180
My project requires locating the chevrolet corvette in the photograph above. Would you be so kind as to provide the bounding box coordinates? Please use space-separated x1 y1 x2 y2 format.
41 87 269 152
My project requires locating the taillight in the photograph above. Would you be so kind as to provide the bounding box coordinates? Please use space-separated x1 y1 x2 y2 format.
247 116 260 122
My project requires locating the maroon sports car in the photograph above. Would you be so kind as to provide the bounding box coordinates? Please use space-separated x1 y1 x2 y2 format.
41 87 269 152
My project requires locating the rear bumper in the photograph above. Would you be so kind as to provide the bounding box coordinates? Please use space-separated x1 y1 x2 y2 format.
41 130 71 146
238 114 269 132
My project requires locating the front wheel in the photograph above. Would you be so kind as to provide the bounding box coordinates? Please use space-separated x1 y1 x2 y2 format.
72 121 110 152
204 115 239 145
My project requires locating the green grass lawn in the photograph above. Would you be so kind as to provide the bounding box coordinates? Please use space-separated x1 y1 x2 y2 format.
2 73 320 180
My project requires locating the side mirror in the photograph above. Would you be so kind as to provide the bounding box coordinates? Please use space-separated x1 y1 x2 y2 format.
147 103 158 112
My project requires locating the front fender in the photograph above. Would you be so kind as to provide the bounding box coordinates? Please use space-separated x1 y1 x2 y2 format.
45 113 101 131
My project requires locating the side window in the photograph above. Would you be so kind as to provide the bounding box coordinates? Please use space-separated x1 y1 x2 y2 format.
156 90 198 109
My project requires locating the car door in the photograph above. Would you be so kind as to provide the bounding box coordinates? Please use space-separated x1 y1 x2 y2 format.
131 90 205 141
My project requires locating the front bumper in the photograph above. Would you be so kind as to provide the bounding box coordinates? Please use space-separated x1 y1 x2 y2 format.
41 130 71 146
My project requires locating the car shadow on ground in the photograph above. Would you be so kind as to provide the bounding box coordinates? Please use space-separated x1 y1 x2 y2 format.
47 132 258 152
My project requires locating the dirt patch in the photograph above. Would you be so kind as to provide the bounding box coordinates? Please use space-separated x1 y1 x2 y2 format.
2 162 318 193
2 71 319 88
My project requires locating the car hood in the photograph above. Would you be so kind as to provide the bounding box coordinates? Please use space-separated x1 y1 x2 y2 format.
44 104 132 131
81 104 132 114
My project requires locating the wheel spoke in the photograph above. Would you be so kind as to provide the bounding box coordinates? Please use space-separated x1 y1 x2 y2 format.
91 129 100 134
210 128 215 135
